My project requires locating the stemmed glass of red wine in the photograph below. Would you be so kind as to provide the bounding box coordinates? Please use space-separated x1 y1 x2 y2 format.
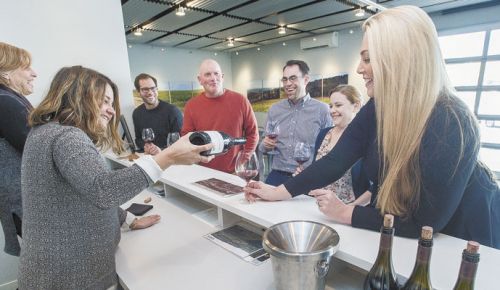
294 142 311 170
265 121 280 155
235 151 259 185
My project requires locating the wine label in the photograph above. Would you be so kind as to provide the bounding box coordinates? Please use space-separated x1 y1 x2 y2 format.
205 131 224 154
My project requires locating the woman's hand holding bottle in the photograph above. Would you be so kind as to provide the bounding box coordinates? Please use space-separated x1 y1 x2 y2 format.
154 133 214 169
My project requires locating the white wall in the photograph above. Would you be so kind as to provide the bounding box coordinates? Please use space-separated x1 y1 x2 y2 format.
127 44 233 90
231 28 365 101
0 0 133 287
0 0 135 129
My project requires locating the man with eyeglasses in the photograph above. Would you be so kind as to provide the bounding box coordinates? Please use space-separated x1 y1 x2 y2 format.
132 73 183 155
260 60 332 186
182 59 258 173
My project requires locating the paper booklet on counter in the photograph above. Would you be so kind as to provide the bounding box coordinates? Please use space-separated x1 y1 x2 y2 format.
194 178 243 197
205 224 270 266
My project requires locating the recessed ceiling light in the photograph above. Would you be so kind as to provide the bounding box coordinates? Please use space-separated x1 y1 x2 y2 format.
128 44 132 48
313 38 317 41
161 48 165 51
278 26 286 35
355 8 365 17
235 52 239 55
133 28 142 36
349 29 354 34
176 6 186 16
257 47 261 51
227 38 234 47
214 52 217 56
282 42 286 46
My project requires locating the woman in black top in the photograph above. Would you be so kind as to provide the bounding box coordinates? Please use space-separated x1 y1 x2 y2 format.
0 42 37 255
245 6 500 249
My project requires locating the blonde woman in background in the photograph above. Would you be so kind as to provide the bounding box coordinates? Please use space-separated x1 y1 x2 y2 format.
294 85 371 205
0 42 37 256
245 5 500 249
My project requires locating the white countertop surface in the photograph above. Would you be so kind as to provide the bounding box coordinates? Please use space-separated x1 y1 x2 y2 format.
107 151 500 289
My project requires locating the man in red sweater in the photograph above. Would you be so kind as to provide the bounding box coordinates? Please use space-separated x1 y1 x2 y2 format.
181 59 258 173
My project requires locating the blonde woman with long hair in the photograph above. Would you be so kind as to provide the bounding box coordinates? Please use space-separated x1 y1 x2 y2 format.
19 66 213 289
244 6 500 249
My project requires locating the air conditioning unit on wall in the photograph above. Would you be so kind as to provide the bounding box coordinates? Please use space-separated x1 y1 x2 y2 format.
300 32 339 50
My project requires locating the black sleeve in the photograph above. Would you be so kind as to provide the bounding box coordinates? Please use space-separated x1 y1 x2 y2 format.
132 109 144 150
0 94 31 153
313 128 330 160
284 99 375 196
351 159 371 198
352 102 479 238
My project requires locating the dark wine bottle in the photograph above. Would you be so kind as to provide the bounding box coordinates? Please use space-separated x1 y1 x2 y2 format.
189 131 246 156
401 226 434 290
364 214 400 290
453 241 480 290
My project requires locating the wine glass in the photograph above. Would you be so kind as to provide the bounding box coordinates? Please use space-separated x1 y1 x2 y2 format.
265 121 280 155
235 151 259 185
293 142 311 169
166 132 180 147
142 128 155 145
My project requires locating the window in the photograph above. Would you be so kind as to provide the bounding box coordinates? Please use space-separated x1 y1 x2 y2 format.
439 26 500 179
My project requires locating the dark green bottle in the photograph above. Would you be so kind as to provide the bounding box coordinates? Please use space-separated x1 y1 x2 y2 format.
453 241 480 290
363 214 400 290
401 226 434 290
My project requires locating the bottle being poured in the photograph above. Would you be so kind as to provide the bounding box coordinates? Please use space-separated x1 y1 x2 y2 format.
189 131 246 156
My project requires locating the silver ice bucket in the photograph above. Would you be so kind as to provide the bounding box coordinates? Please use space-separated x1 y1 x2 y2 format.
263 220 340 290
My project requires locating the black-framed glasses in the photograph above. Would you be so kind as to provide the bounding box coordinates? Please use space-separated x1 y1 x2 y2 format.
281 75 301 83
139 86 157 93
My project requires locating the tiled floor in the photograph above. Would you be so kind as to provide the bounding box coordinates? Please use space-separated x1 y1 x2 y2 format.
0 230 19 290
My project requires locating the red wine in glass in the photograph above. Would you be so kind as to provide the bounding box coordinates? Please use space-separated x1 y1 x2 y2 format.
237 170 259 183
265 121 280 155
294 156 309 165
235 151 259 184
294 142 311 167
267 133 278 140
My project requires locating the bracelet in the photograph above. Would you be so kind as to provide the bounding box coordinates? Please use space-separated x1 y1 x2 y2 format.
129 218 139 230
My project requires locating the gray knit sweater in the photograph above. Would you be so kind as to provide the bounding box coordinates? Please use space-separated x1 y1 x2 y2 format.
19 122 151 290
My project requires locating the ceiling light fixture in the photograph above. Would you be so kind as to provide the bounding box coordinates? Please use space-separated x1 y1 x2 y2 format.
235 52 239 55
357 0 386 11
278 26 286 35
355 8 365 17
133 27 143 36
227 38 234 47
176 6 186 16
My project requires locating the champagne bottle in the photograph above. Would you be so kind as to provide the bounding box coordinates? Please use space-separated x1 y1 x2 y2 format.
453 241 480 290
189 131 246 156
401 226 434 290
364 214 400 290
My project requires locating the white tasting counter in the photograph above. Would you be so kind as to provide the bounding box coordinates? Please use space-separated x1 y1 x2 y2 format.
106 151 500 290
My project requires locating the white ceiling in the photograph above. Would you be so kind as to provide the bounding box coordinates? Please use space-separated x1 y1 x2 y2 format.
121 0 498 52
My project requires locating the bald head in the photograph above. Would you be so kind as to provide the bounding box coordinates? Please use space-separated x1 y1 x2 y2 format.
197 59 224 98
